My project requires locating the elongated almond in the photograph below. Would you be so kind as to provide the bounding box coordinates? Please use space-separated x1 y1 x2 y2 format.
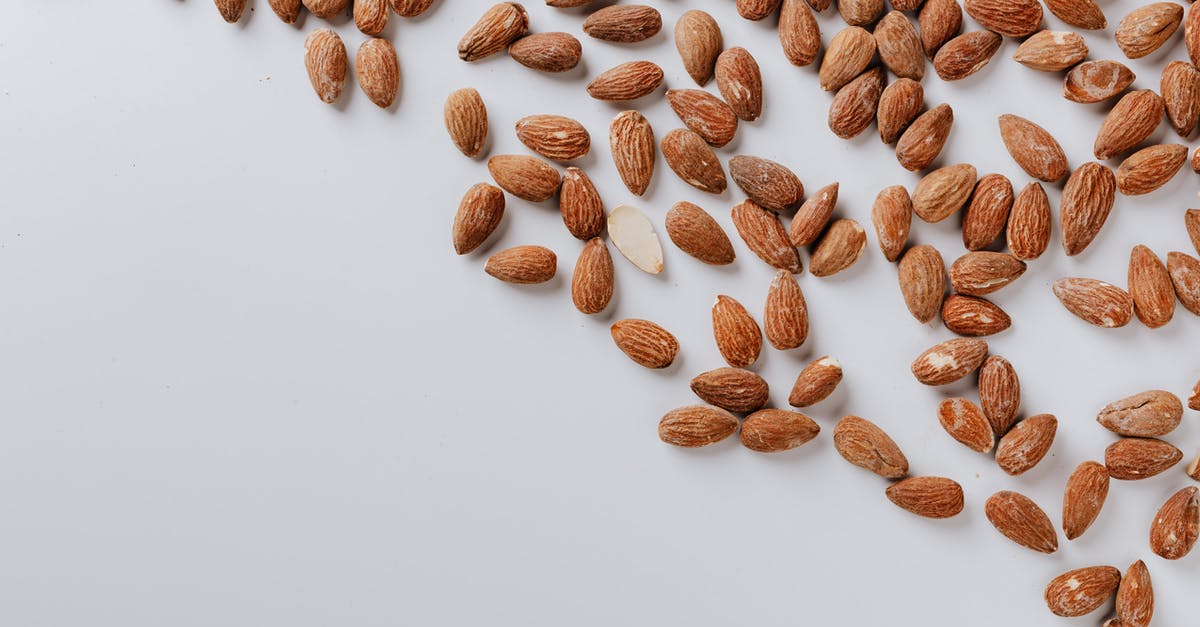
458 3 528 62
452 183 505 255
1190 1 1200 66
897 244 946 322
390 0 434 16
302 0 348 18
789 356 841 406
875 11 925 80
607 204 663 274
1044 0 1106 30
790 182 838 247
764 270 808 350
985 491 1058 553
937 397 994 452
965 0 1042 37
996 414 1056 475
485 245 557 284
877 78 924 144
1095 90 1164 160
961 173 1013 251
896 103 952 171
304 29 348 105
587 61 664 101
819 26 876 91
1169 251 1200 315
919 0 963 57
675 10 722 85
811 219 866 277
215 0 247 22
1045 566 1121 617
662 129 726 194
997 114 1068 182
911 338 988 386
912 163 976 222
1117 144 1187 196
741 409 820 452
779 0 822 67
268 0 301 23
665 202 735 265
515 114 590 161
886 477 963 518
1162 61 1200 137
712 295 762 368
1014 30 1087 71
715 48 764 122
1106 437 1183 479
732 200 802 273
659 406 738 447
445 87 488 158
933 30 1002 81
1098 390 1182 437
871 185 912 261
1063 461 1110 540
666 90 738 148
941 294 1011 336
583 5 661 43
1053 278 1134 327
833 415 909 479
950 252 1026 296
1128 246 1175 328
1187 209 1200 254
571 238 614 314
1116 560 1153 627
509 32 582 73
1064 60 1136 103
1150 486 1198 559
979 355 1019 436
488 155 560 202
1007 182 1051 260
1116 2 1182 59
738 0 784 21
611 319 678 369
354 0 388 36
691 368 769 413
610 111 655 196
828 68 886 140
730 156 804 212
559 167 604 240
1061 162 1117 255
1189 449 1200 478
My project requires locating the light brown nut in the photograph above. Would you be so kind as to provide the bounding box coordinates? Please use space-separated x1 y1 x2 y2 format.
985 491 1058 554
1007 182 1052 260
1127 246 1175 328
1167 251 1200 315
890 0 922 9
1045 566 1121 617
1190 1 1200 66
611 319 678 369
912 163 976 222
445 87 488 158
515 115 590 162
484 245 557 284
302 0 349 18
962 174 1013 251
715 48 764 122
979 355 1019 436
741 409 820 452
788 356 842 407
1116 560 1154 627
918 0 963 57
897 244 946 323
304 29 348 105
937 397 994 452
933 31 1002 81
810 219 866 277
875 11 925 80
712 295 762 368
764 270 809 350
509 32 583 73
1189 449 1200 479
582 5 662 43
214 0 247 22
1190 378 1200 412
839 0 884 26
941 294 1011 336
452 183 505 255
819 27 877 91
587 61 664 101
665 202 735 265
1115 2 1183 59
1053 278 1134 327
354 0 388 36
1105 437 1183 480
1117 144 1188 196
1094 90 1164 160
871 185 912 261
389 0 435 16
1013 30 1088 71
829 68 886 140
1161 61 1200 137
996 413 1056 475
1064 60 1136 103
609 111 655 196
997 115 1068 182
1043 0 1106 30
896 104 953 171
833 415 909 479
675 10 722 85
487 155 561 202
659 406 738 447
268 0 302 23
949 252 1026 296
738 0 784 21
458 3 529 62
1062 460 1110 540
1149 486 1198 560
690 367 769 414
877 78 924 144
732 200 802 273
571 238 614 315
780 0 822 67
789 182 838 247
964 0 1043 37
886 477 964 518
1060 162 1117 255
662 129 727 194
1187 209 1200 255
666 90 738 148
729 156 804 212
559 168 604 240
911 338 988 386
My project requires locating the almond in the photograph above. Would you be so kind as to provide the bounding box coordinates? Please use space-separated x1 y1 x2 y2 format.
1013 30 1088 71
966 0 1042 37
979 355 1020 436
304 29 348 105
896 103 953 171
509 32 583 73
985 491 1058 553
390 0 435 17
1062 460 1110 540
1007 182 1051 260
997 114 1069 182
779 0 822 67
829 68 886 140
559 167 604 240
583 5 661 43
1106 437 1183 479
268 0 301 23
962 174 1013 251
485 245 557 284
302 0 348 18
738 0 784 21
933 31 1002 81
941 294 1011 336
911 337 988 386
1115 2 1182 59
1190 1 1200 66
790 182 838 247
871 185 912 262
950 252 1026 296
215 0 247 22
609 111 656 196
712 295 762 368
545 0 591 6
919 0 963 57
1117 144 1188 195
764 270 809 350
611 319 678 369
912 163 976 222
1127 246 1175 328
675 10 722 85
1094 90 1164 160
715 47 764 122
1053 278 1134 327
488 155 560 202
1161 61 1200 137
875 11 925 80
788 356 842 407
587 61 664 101
897 244 946 323
839 0 884 26
833 415 909 479
607 204 664 274
665 202 735 265
1149 486 1198 559
885 476 964 518
996 414 1056 475
571 238 614 314
666 90 738 148
937 397 994 452
1116 560 1153 627
514 115 589 162
659 406 738 447
819 26 877 91
1167 251 1200 314
1190 378 1200 411
877 78 924 144
810 219 866 277
891 0 921 9
741 409 821 452
1064 60 1136 103
458 3 529 62
353 0 388 36
1045 566 1121 617
729 156 804 212
1061 162 1117 255
733 200 802 273
1189 449 1200 478
690 367 770 413
452 183 505 255
662 129 727 194
1043 0 1106 30
444 87 488 158
1187 209 1200 254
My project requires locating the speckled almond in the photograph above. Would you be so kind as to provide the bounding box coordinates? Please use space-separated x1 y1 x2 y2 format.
789 356 842 407
911 337 988 386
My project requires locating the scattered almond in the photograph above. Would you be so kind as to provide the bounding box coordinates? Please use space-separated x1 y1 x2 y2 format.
1149 486 1198 559
875 11 925 80
732 200 803 273
918 0 964 58
1060 162 1117 255
789 356 842 407
715 47 764 122
1128 246 1175 328
779 0 822 67
509 32 583 73
611 319 679 369
1115 2 1182 59
937 397 994 452
911 337 988 386
829 68 886 140
897 244 946 323
1189 2 1200 66
302 0 348 18
587 61 665 101
354 0 388 36
1187 209 1200 254
1064 60 1136 103
1045 566 1121 617
964 0 1043 37
949 252 1026 296
941 294 1011 336
729 155 804 212
997 114 1069 182
1043 0 1106 30
268 0 301 23
452 183 505 255
1106 437 1183 479
1095 90 1164 160
485 245 557 284
1189 449 1200 479
790 182 839 247
304 29 348 104
690 367 770 413
445 87 488 158
985 491 1058 553
764 270 809 350
665 202 735 265
739 0 785 21
458 3 529 62
877 78 924 145
1007 182 1052 260
1116 560 1153 627
662 128 727 194
1062 460 1110 541
1161 61 1200 137
1053 278 1134 327
582 5 661 43
839 0 884 27
912 163 977 223
659 405 738 447
571 238 614 314
559 167 604 240
389 0 434 16
712 295 762 368
886 476 964 518
675 10 722 85
896 103 953 171
996 413 1056 475
1167 251 1200 315
933 30 1002 81
871 185 912 262
979 355 1020 436
819 26 877 91
961 173 1013 251
1014 30 1088 71
833 415 910 479
607 203 664 274
609 110 656 196
487 154 561 202
810 219 866 277
215 0 247 22
666 89 739 148
1117 144 1187 196
741 409 821 452
515 115 589 161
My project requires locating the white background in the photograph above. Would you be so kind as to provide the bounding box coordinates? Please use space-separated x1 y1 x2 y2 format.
1 0 1198 624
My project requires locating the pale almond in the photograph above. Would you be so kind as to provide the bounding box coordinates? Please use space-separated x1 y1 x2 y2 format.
1115 2 1182 59
896 103 953 171
611 319 678 369
675 10 722 85
485 245 557 284
912 163 976 222
444 87 488 158
487 154 561 202
918 0 963 57
1053 277 1134 327
1098 389 1182 437
607 203 663 274
979 355 1020 436
659 406 738 447
941 294 1011 336
1128 245 1175 328
819 26 876 91
871 185 912 261
886 476 964 518
609 110 656 196
764 270 809 350
452 183 505 255
911 337 988 386
949 251 1026 296
937 397 994 452
985 491 1058 554
1062 460 1110 540
1007 182 1051 260
665 202 735 265
1045 566 1121 617
1117 144 1188 196
828 68 886 140
961 173 1013 251
897 244 946 322
509 32 583 73
353 0 388 36
779 0 822 67
1061 162 1117 255
1013 30 1088 71
1064 60 1136 103
732 199 803 273
712 295 762 368
587 61 664 101
515 114 590 161
690 367 770 413
789 356 842 406
996 413 1056 476
741 409 820 452
1149 486 1198 559
933 30 1002 81
1106 437 1183 479
582 5 661 43
790 182 838 247
571 238 614 314
877 78 924 144
666 89 739 148
559 167 604 240
1094 90 1164 160
997 114 1069 182
662 128 727 194
833 415 909 479
458 3 529 62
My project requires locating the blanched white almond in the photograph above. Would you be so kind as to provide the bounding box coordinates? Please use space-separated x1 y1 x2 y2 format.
607 204 664 274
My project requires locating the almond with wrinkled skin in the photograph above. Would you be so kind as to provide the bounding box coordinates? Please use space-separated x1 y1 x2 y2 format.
1045 566 1121 617
452 183 505 255
897 244 946 323
675 11 722 85
1014 30 1088 71
509 33 582 73
950 252 1026 296
659 406 738 447
807 0 832 10
559 168 604 240
886 477 963 518
979 355 1020 436
985 491 1058 553
662 129 727 194
1064 60 1136 103
877 79 924 144
1128 246 1175 328
1116 560 1153 627
810 219 866 277
1189 449 1200 478
1190 2 1200 66
937 397 994 452
487 155 560 202
1106 438 1183 479
996 413 1056 475
515 115 590 162
458 3 529 62
738 0 784 21
571 238 614 315
1162 61 1200 138
962 174 1013 251
789 356 841 407
911 338 988 386
871 185 912 261
215 0 246 22
607 204 663 275
891 0 922 9
666 90 738 148
1044 0 1106 30
839 0 884 26
545 0 591 7
390 0 436 17
355 38 400 109
819 27 877 91
583 5 662 43
895 103 953 172
964 0 1042 37
1007 182 1051 260
833 415 909 479
933 31 1002 81
1063 461 1110 540
1168 251 1200 315
828 68 886 140
741 410 820 452
1116 3 1182 59
611 319 678 369
587 61 664 102
1188 210 1200 254
875 11 925 80
779 0 822 67
1095 90 1164 160
919 0 962 57
665 202 735 265
941 294 1010 336
712 295 762 368
304 29 348 105
1117 144 1188 196
998 114 1069 182
690 368 769 413
912 163 976 222
1053 278 1134 327
732 200 803 273
268 0 301 23
445 88 488 158
764 270 808 350
790 182 838 247
609 111 655 196
1099 390 1182 438
1190 379 1200 411
485 245 557 284
715 48 764 122
1061 162 1117 255
730 156 804 212
302 0 348 18
354 0 389 36
1150 486 1198 559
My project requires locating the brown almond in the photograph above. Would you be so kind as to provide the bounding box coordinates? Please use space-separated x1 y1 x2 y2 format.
962 173 1013 251
1014 30 1088 71
571 238 614 315
484 245 557 284
1099 389 1182 439
302 0 349 18
1061 162 1117 255
715 47 764 122
729 156 804 212
790 182 838 247
912 163 976 222
304 29 348 105
839 0 884 26
996 414 1057 475
609 111 655 196
665 202 735 265
890 0 921 9
810 219 866 277
1064 60 1136 103
515 115 590 162
997 114 1069 182
911 337 988 386
1053 278 1135 327
559 167 604 240
1150 486 1199 559
458 3 529 62
1190 1 1200 66
1128 246 1176 328
877 78 924 144
779 0 822 67
1168 251 1200 315
356 38 400 109
789 356 842 407
950 252 1026 296
1189 448 1200 478
738 0 785 21
662 129 727 194
545 0 591 7
389 0 434 17
1106 437 1183 479
985 491 1058 553
965 0 1042 37
833 415 909 479
587 61 664 101
919 0 963 57
764 270 809 350
1095 90 1165 160
896 103 953 171
829 68 886 140
675 10 722 85
1190 378 1200 412
979 355 1020 436
886 476 964 518
1187 209 1200 254
509 32 582 73
452 183 505 255
732 200 802 273
933 31 1002 81
941 294 1011 336
611 319 679 369
1116 560 1154 627
659 406 738 447
1045 566 1121 617
1117 144 1188 196
215 0 247 23
871 185 912 261
690 367 769 413
1044 0 1107 30
937 397 995 452
1063 460 1110 540
897 244 946 323
712 295 762 368
1161 61 1200 137
1007 182 1051 260
354 0 388 36
268 0 301 23
487 155 561 202
875 11 925 80
445 87 488 158
741 409 820 452
666 90 739 148
819 26 877 91
583 5 661 43
1116 2 1183 59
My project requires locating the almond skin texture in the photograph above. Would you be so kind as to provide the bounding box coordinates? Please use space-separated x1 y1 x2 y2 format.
729 156 804 212
268 0 302 23
1045 566 1121 617
484 245 557 284
885 477 964 518
933 31 1002 81
896 103 953 171
875 11 925 80
979 355 1020 436
1060 162 1117 255
738 0 784 21
1099 390 1185 442
937 397 994 452
390 0 435 16
911 338 988 386
732 200 803 273
609 111 655 196
996 413 1056 475
941 295 1011 336
1044 0 1106 30
354 0 389 36
1168 251 1200 315
445 88 488 158
302 0 349 18
1116 560 1154 627
659 406 738 447
582 5 662 43
833 415 909 479
690 368 770 414
871 185 912 262
559 168 604 240
997 114 1069 182
961 173 1013 251
1150 486 1198 560
1116 2 1182 59
304 29 348 105
1190 1 1200 66
1161 61 1200 137
819 27 877 91
662 129 726 194
1187 209 1200 255
1014 30 1088 71
912 163 976 223
789 356 842 407
949 252 1026 296
740 409 821 452
985 491 1058 554
1007 182 1052 260
828 68 886 140
790 183 838 247
839 0 884 26
675 10 722 85
1064 60 1136 103
1105 437 1183 480
764 270 809 350
665 202 735 265
877 79 924 144
458 3 529 62
1117 144 1188 196
587 61 665 102
611 319 678 369
571 238 614 315
1094 90 1164 160
355 38 399 108
715 48 764 122
515 115 589 162
215 0 247 22
919 0 963 58
1127 246 1175 328
509 32 583 73
779 0 822 67
665 90 738 148
1062 460 1110 541
810 219 866 277
487 155 560 202
1053 278 1134 327
965 0 1043 37
712 295 762 368
452 183 505 255
897 245 946 323
1189 449 1200 479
